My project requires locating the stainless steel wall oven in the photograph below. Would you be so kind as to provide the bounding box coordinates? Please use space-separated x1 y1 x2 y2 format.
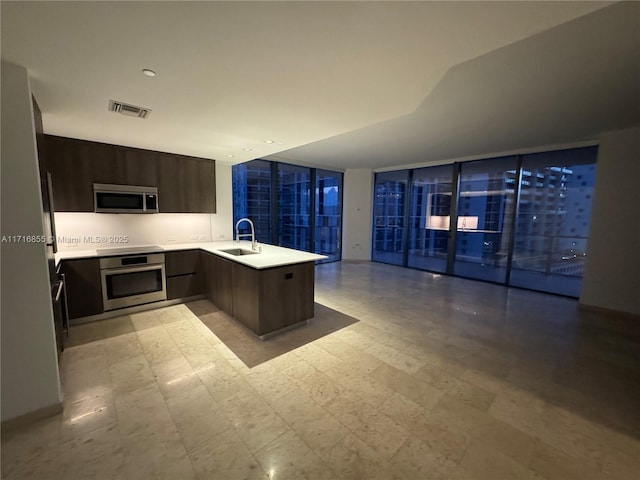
100 253 166 311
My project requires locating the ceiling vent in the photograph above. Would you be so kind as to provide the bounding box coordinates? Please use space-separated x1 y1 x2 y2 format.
108 99 151 119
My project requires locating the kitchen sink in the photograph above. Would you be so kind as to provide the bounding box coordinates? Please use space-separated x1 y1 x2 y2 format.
219 248 259 256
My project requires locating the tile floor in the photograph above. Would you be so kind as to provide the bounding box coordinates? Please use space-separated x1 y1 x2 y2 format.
2 261 640 479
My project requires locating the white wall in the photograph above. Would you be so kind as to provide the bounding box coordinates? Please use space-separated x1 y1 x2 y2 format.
212 163 234 241
1 62 62 421
342 169 373 260
55 213 213 250
581 126 640 316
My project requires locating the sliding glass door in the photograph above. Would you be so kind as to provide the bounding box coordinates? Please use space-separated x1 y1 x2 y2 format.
278 164 311 252
407 165 453 273
510 147 597 296
372 170 408 266
315 170 343 263
452 157 519 283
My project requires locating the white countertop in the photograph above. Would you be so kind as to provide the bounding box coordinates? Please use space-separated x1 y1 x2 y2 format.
54 241 327 269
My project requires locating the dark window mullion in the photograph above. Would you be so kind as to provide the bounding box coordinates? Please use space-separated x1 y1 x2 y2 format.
310 168 316 254
402 169 413 267
505 155 523 285
446 162 461 275
271 161 279 245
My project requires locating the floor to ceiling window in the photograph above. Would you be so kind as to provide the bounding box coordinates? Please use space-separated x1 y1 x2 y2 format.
278 163 311 252
372 170 408 266
407 165 453 273
510 147 597 296
315 169 343 263
453 156 518 283
371 146 598 297
232 159 273 244
232 159 343 262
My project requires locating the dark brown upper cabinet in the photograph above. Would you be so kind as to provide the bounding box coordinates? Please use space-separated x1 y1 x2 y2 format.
44 135 215 213
156 153 216 213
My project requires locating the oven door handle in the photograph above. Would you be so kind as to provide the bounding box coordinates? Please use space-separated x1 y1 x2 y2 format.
101 264 164 275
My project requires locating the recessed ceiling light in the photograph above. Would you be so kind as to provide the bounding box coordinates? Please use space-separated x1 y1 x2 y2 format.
227 154 234 158
264 139 274 144
142 69 156 77
243 147 252 152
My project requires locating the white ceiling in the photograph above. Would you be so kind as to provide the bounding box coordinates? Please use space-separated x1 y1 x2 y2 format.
2 1 637 170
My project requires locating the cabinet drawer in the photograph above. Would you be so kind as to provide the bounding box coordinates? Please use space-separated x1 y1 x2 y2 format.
167 273 203 300
166 250 201 276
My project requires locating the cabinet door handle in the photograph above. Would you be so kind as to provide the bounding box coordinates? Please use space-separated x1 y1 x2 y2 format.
60 274 70 336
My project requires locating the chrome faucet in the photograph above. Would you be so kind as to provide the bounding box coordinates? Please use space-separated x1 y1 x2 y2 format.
235 218 258 251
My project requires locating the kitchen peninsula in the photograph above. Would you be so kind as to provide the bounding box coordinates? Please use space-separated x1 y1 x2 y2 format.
56 241 326 339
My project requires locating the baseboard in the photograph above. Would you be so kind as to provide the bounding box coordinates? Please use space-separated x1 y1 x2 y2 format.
70 294 206 325
1 402 63 433
578 302 640 320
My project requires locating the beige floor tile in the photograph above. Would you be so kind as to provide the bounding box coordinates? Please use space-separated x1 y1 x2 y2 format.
469 418 536 466
324 389 409 459
430 394 495 432
364 341 426 374
101 315 134 339
445 377 496 412
58 423 125 479
535 405 610 471
152 361 201 401
108 353 156 394
243 365 297 404
166 384 231 453
6 261 639 480
285 366 349 407
235 410 292 454
104 331 144 366
129 309 162 331
322 433 396 480
65 320 104 346
137 325 184 365
369 363 446 410
188 428 266 479
389 434 462 480
122 429 197 480
528 440 613 480
255 429 323 479
601 446 640 479
60 390 117 443
294 342 344 373
488 386 546 434
413 362 459 390
379 393 470 463
114 383 177 438
289 414 350 457
1 416 62 479
324 363 395 408
459 439 542 480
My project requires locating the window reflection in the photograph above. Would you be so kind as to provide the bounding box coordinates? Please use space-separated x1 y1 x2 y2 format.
372 170 408 266
510 147 597 296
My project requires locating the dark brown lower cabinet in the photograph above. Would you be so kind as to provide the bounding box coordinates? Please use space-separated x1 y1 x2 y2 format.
166 250 203 299
62 258 103 319
61 250 315 338
232 262 315 337
203 252 233 313
167 275 203 300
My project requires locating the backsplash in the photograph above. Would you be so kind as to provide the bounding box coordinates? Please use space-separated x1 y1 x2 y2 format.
54 213 228 251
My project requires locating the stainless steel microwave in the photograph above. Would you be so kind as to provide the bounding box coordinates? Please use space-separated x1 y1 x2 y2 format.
94 183 158 214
